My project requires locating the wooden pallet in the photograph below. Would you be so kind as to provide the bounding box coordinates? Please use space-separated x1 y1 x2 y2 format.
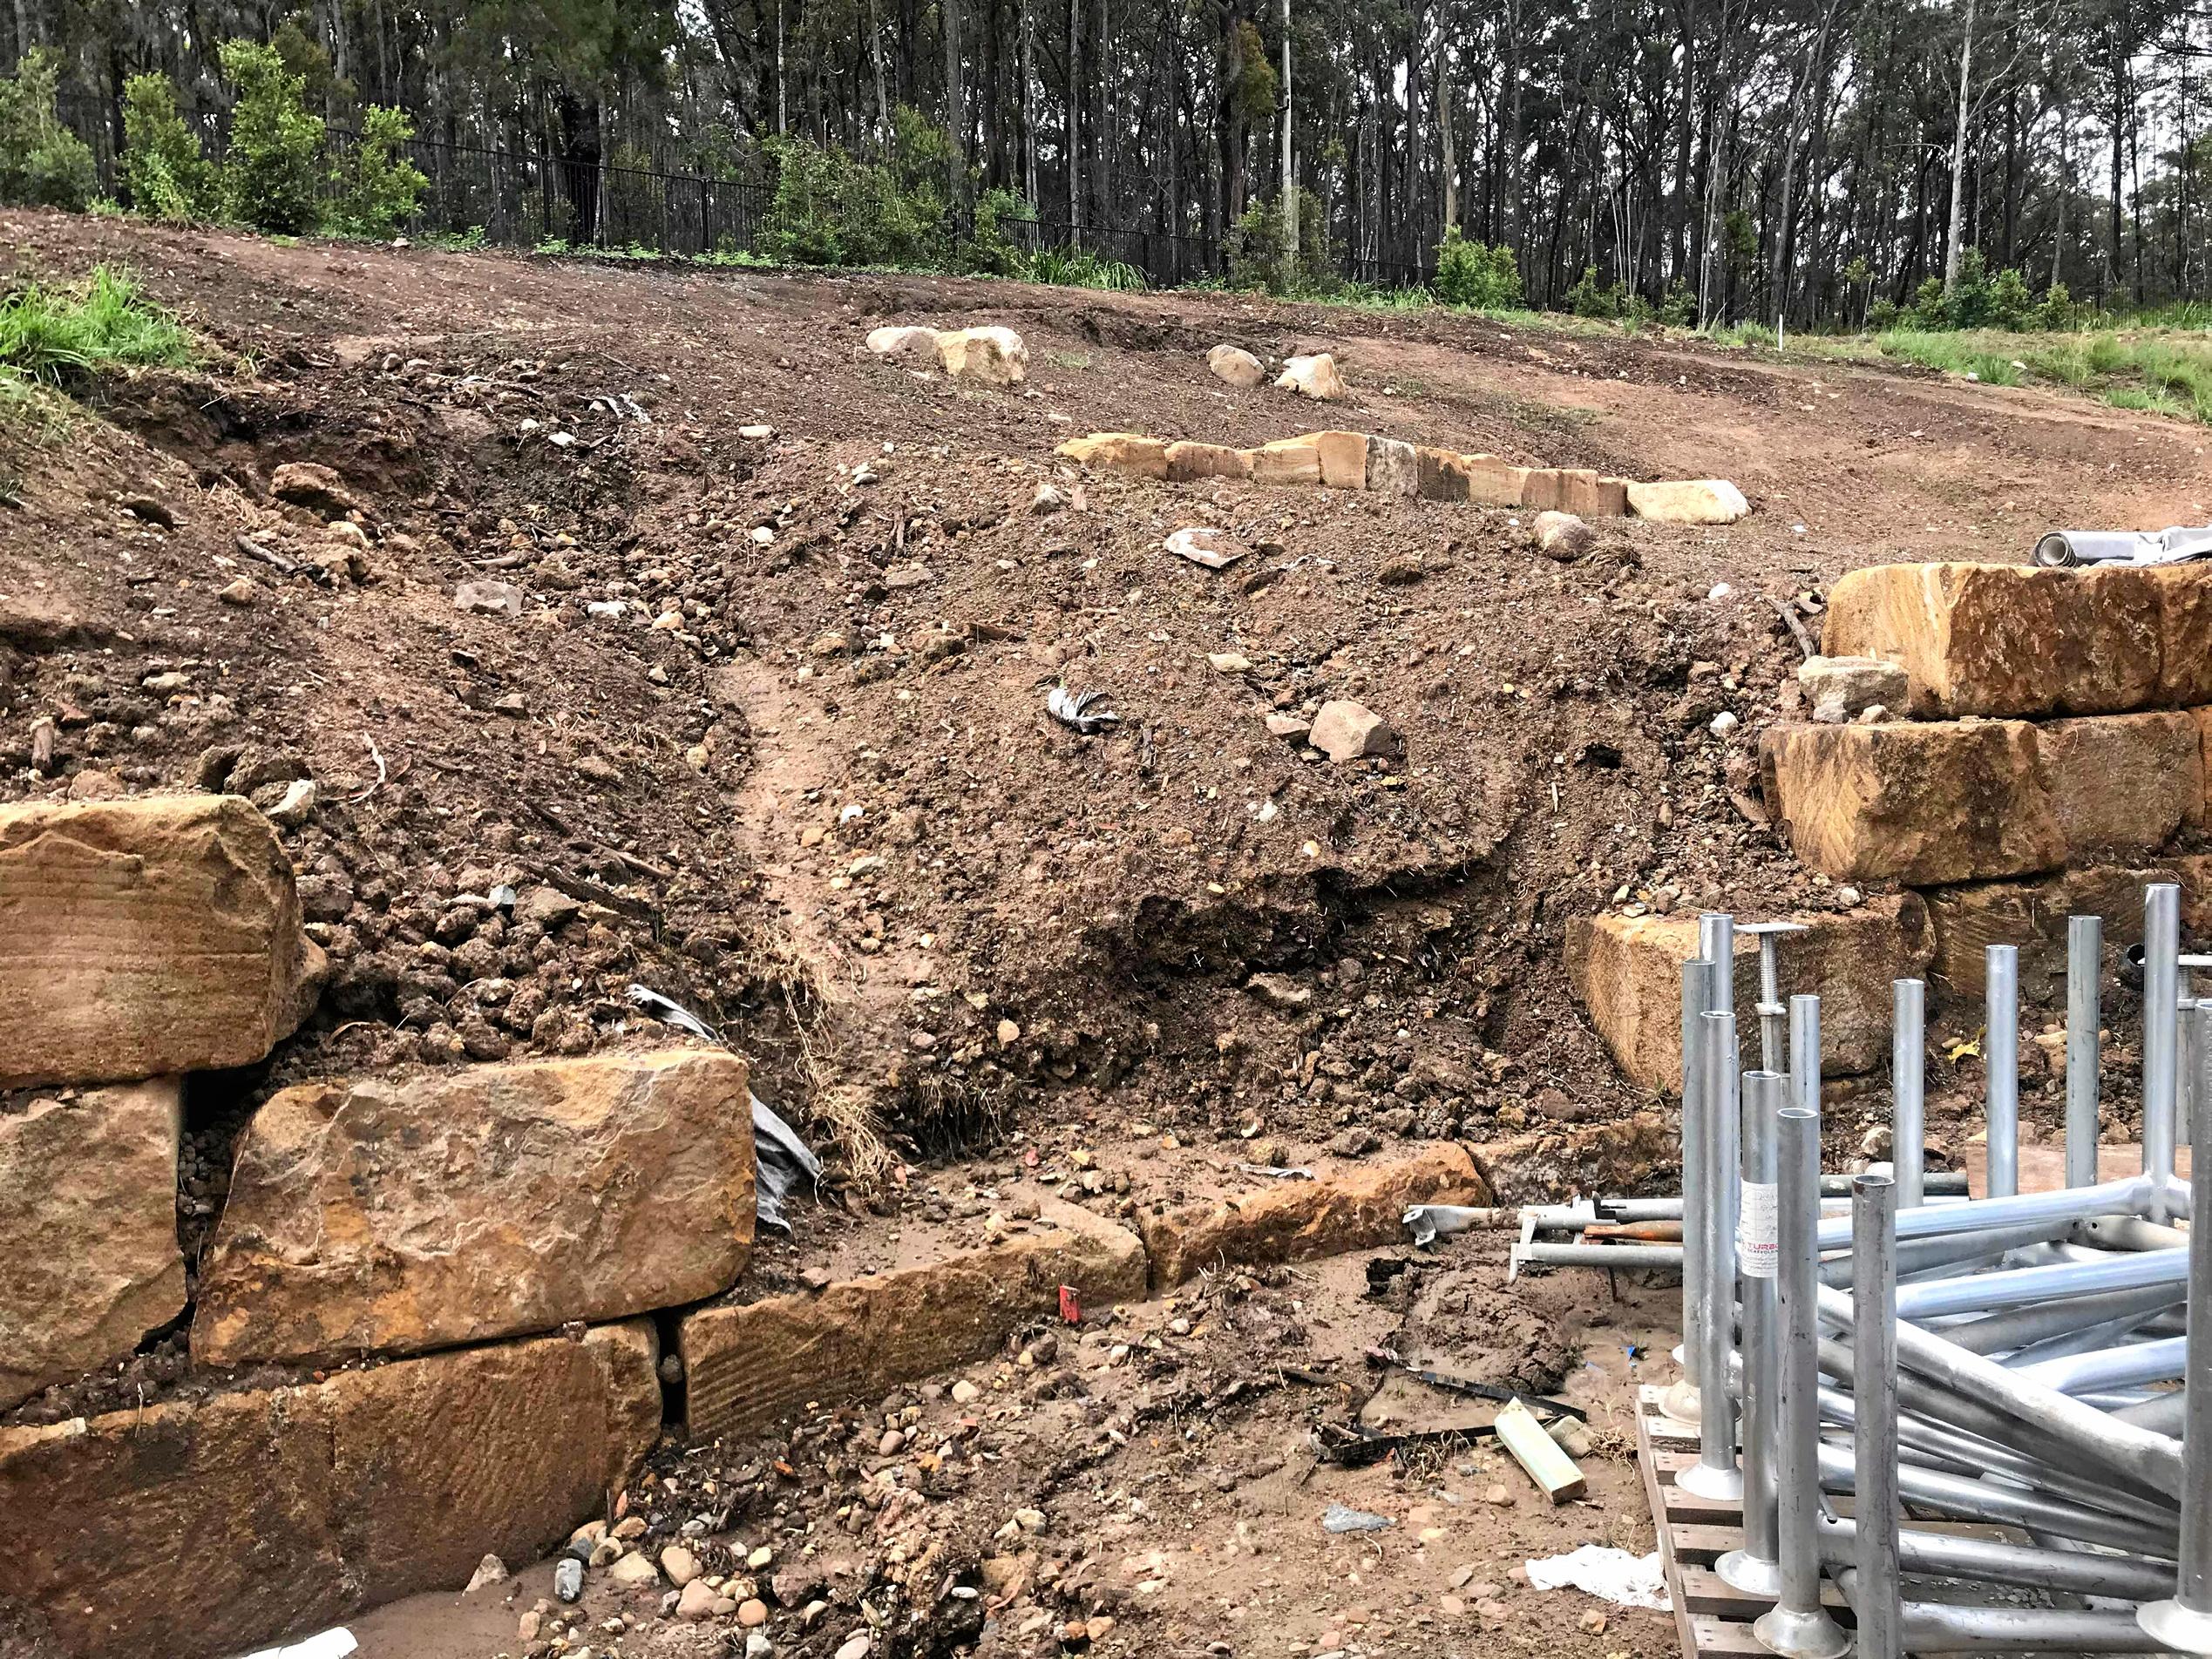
1633 1385 1849 1659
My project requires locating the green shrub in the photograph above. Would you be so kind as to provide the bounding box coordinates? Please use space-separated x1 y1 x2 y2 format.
1566 264 1616 318
1910 276 1947 328
2039 281 2076 331
1225 186 1331 296
1868 296 1902 330
219 39 326 234
756 121 947 269
967 186 1035 276
1432 227 1522 309
1659 279 1696 328
0 266 195 383
122 73 215 221
1026 245 1144 290
0 49 98 211
1989 265 2033 329
329 104 427 236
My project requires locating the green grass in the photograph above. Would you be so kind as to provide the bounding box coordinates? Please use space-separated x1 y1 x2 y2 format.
0 267 196 384
1859 323 2212 423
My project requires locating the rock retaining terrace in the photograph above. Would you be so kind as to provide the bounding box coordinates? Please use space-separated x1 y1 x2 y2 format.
0 784 1592 1659
1055 430 1751 524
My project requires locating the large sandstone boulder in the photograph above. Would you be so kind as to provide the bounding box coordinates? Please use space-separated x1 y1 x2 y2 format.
1563 471 1632 518
1458 451 1530 505
193 1049 755 1367
1247 435 1324 485
936 325 1028 385
1626 479 1750 524
1365 436 1420 496
1143 1146 1486 1286
0 1080 184 1412
1761 720 2066 884
1164 440 1252 481
0 1322 659 1659
1276 353 1347 400
1567 898 1932 1093
1207 343 1267 389
1923 865 2175 999
0 796 324 1090
1055 431 1170 478
682 1200 1145 1442
865 324 944 366
1304 429 1370 489
1821 562 2168 718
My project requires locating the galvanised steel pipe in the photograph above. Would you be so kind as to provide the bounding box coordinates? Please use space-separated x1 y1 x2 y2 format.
1755 1103 1849 1659
1678 1009 1743 1501
1986 943 2020 1200
1815 1513 2175 1601
1816 1280 2186 1500
2142 884 2181 1224
2114 1390 2188 1433
2068 914 2104 1190
1812 1175 2151 1252
1820 1219 2082 1290
1893 1246 2190 1321
1919 1280 2186 1357
2003 1307 2184 1370
2018 1335 2187 1395
1716 1069 1782 1596
2136 1000 2212 1656
1850 1174 1901 1659
1517 1242 1686 1268
2079 1215 2193 1251
1815 1442 2179 1557
1893 977 1926 1210
1667 956 1716 1422
1830 1579 2176 1654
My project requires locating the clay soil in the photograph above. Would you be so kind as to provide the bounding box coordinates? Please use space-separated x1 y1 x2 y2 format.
4 207 2208 1658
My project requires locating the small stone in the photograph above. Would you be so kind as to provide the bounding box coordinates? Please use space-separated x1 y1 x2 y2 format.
746 1634 773 1659
1013 1507 1047 1534
1709 709 1740 736
738 423 775 439
747 1546 774 1570
1033 482 1069 514
1799 653 1910 725
1483 1482 1513 1506
1245 972 1313 1012
996 1018 1021 1046
554 1558 585 1602
738 1598 770 1627
676 1579 719 1619
879 1428 906 1456
662 1545 702 1587
608 1551 662 1587
1207 344 1267 389
1086 1616 1116 1641
951 1378 982 1404
266 777 318 827
466 1554 509 1593
1207 651 1253 674
1579 1609 1609 1635
1533 511 1597 560
218 576 261 606
1265 713 1312 741
836 1638 872 1659
1307 699 1400 763
454 578 526 617
1377 554 1424 586
1166 527 1249 569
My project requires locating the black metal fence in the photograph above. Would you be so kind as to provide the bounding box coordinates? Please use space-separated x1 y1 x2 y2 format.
57 92 1430 292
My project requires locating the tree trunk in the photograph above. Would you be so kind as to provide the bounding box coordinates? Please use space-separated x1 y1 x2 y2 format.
1280 0 1294 263
943 0 965 205
1067 0 1082 228
1943 0 1974 286
1439 41 1456 232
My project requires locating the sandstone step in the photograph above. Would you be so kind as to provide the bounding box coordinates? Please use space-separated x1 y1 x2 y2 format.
1822 560 2212 718
1141 1143 1487 1287
0 795 326 1089
1760 714 2204 884
1566 898 1932 1092
193 1048 756 1368
1922 865 2176 998
1 1079 184 1412
681 1198 1148 1444
0 1321 659 1659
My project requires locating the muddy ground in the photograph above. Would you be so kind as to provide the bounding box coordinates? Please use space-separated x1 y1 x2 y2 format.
3 208 2208 1657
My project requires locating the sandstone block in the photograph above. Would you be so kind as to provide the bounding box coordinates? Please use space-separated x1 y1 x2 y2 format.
1821 562 2166 718
2150 565 2212 706
1143 1145 1488 1287
681 1201 1145 1441
1517 468 1567 511
1567 897 1932 1092
1760 720 2066 884
1415 447 1471 501
193 1050 754 1368
1164 440 1252 482
1460 452 1531 506
1276 353 1347 400
0 1322 659 1659
0 795 325 1090
1308 699 1401 762
1365 436 1419 496
936 325 1028 385
270 461 363 520
1924 866 2175 998
1626 479 1749 524
1306 430 1369 489
1207 344 1267 389
0 1080 184 1412
1055 432 1170 479
1248 436 1323 485
1799 654 1910 724
1564 473 1632 518
2039 711 2203 854
1478 1114 1672 1206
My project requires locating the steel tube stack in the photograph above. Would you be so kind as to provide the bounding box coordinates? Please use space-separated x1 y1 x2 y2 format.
1679 1008 1743 1501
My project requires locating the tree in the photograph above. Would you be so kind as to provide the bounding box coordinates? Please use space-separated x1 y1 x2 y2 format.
219 38 326 234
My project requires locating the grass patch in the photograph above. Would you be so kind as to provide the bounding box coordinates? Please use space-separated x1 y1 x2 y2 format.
0 267 196 384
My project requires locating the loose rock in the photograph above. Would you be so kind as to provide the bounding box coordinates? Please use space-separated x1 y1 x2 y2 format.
1206 344 1266 389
